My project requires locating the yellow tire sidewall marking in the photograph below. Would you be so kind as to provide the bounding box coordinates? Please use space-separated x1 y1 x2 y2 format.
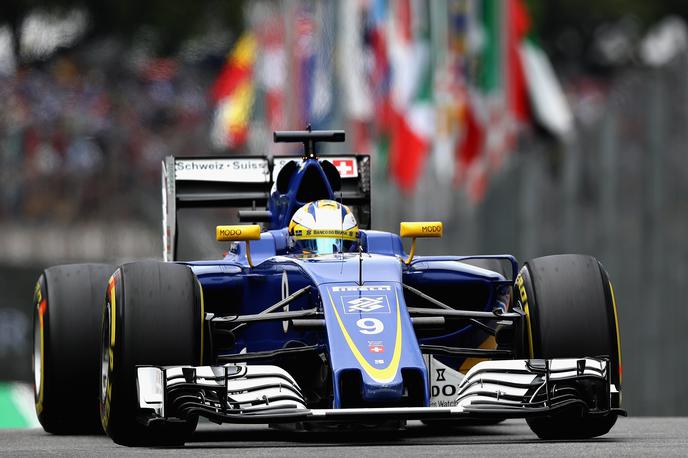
102 274 117 429
516 273 535 359
609 281 622 385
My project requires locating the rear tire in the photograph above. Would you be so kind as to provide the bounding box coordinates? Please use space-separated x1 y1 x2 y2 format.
99 261 203 446
516 254 621 440
33 263 115 434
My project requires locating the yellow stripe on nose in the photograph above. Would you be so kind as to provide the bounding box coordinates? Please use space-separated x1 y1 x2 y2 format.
328 288 403 384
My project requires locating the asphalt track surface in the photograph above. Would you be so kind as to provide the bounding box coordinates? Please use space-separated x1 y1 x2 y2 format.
2 417 687 457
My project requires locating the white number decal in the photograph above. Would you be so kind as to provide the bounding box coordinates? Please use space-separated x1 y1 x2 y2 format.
357 318 384 335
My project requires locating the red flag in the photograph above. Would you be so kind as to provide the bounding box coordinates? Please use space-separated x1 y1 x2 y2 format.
457 98 484 177
390 109 430 192
455 93 488 203
388 0 433 193
507 0 531 122
210 33 257 149
257 17 286 133
211 35 255 102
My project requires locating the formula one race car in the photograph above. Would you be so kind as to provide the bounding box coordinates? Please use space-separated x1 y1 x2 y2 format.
32 129 624 446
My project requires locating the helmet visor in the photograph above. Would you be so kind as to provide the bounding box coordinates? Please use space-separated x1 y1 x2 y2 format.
295 238 358 255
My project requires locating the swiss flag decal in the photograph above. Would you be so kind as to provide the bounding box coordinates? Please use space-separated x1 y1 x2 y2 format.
368 344 384 353
331 159 357 178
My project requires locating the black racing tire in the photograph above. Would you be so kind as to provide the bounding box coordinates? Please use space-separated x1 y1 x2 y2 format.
99 261 204 446
33 263 116 434
515 254 621 440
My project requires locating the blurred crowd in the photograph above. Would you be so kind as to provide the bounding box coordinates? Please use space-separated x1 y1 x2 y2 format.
0 53 213 224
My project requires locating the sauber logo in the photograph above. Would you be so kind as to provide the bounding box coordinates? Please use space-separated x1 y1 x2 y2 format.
346 296 385 312
332 285 392 292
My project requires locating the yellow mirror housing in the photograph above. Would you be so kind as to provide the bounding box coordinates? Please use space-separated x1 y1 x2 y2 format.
399 221 443 265
216 225 261 267
400 222 443 239
216 225 261 242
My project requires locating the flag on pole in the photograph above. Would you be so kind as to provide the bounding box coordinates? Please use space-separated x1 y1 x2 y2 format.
339 0 375 153
256 11 286 134
308 0 335 129
388 0 434 193
293 3 317 129
519 39 574 139
210 33 257 150
507 0 531 123
516 0 573 140
368 0 392 157
454 0 494 199
455 0 533 202
429 0 477 185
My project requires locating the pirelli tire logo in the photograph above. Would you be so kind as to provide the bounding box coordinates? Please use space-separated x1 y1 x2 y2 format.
516 271 535 357
515 273 528 309
421 224 442 234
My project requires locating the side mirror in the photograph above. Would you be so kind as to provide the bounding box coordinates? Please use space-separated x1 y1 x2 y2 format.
216 225 261 267
399 222 443 265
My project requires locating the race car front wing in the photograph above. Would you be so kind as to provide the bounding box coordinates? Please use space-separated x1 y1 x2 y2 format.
135 357 624 426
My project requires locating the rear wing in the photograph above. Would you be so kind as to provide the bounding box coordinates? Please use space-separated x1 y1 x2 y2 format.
162 155 371 261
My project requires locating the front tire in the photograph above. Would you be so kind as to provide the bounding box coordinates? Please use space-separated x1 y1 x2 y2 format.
515 254 622 440
99 261 203 446
33 263 115 434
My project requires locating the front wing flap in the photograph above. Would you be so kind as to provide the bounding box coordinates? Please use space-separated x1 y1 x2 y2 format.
136 357 622 426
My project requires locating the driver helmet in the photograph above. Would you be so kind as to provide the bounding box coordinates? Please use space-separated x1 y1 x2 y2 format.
288 200 359 254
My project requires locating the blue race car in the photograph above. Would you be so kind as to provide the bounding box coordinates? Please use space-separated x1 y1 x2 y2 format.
32 130 624 446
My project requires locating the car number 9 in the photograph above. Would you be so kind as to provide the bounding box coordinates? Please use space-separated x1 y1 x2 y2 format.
356 318 383 335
